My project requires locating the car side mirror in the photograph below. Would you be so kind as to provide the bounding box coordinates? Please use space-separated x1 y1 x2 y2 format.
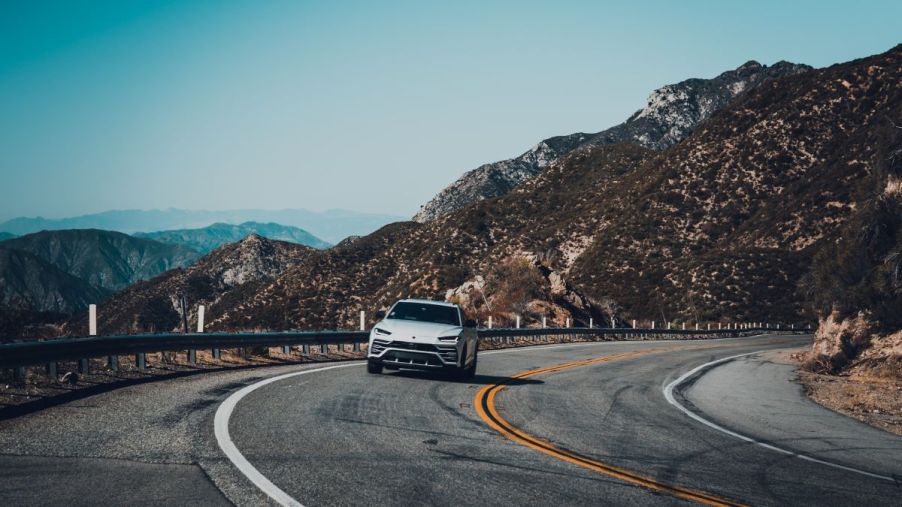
465 318 477 328
375 310 386 320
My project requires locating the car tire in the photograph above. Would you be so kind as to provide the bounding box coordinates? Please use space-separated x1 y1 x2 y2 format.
367 359 383 374
464 349 478 379
454 348 477 380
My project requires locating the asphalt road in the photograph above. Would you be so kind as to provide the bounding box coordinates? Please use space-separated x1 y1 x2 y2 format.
1 334 900 506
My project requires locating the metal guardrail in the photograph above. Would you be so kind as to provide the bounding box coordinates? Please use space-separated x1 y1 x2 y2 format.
0 326 800 371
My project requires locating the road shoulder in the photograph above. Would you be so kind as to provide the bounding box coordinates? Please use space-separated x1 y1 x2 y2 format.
679 349 902 478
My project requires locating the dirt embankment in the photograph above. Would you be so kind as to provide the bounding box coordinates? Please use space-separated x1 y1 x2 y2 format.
795 312 902 436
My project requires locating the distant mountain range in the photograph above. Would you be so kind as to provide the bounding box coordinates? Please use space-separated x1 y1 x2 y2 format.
135 221 330 254
0 229 199 293
0 229 201 338
0 208 404 244
0 232 16 241
82 45 901 339
413 59 811 222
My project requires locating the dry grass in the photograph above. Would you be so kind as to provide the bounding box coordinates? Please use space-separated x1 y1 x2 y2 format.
799 369 902 436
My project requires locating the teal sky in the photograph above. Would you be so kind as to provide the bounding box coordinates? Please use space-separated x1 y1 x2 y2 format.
1 1 899 221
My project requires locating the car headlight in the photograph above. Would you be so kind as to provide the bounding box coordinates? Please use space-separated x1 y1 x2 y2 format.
437 335 459 342
374 327 391 335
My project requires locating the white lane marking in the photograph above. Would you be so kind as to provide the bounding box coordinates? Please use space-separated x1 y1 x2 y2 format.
214 362 361 507
663 353 897 483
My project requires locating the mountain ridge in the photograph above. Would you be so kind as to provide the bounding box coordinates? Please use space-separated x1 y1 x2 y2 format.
135 221 330 253
413 59 812 222
0 229 200 292
0 208 404 244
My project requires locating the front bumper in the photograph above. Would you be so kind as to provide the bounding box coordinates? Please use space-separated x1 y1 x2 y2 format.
368 338 459 370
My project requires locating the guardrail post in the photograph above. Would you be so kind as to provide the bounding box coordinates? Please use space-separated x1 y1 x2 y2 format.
108 355 118 371
192 304 204 362
354 311 365 352
89 304 97 336
212 348 221 359
320 343 327 354
78 358 89 374
136 353 146 370
303 344 310 355
197 305 205 332
46 362 57 379
13 366 26 382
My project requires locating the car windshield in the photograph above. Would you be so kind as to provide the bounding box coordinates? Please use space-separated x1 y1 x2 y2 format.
387 302 461 326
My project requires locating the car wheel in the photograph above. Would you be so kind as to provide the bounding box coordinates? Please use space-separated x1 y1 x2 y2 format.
367 359 383 374
464 349 478 379
454 348 477 380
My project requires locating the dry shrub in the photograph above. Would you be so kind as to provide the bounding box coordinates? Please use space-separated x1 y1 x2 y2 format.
486 257 545 317
803 311 875 374
804 311 902 379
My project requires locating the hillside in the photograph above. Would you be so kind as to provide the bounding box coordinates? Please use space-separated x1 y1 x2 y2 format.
569 46 901 324
65 235 314 335
0 248 110 314
0 229 199 292
88 46 900 339
0 232 16 241
135 221 330 253
413 60 811 222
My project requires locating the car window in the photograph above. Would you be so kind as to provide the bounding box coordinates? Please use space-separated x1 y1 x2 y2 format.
387 302 461 326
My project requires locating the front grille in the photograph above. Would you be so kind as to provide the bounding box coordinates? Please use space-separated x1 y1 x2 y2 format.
370 338 391 354
383 351 444 367
435 344 458 363
371 339 458 364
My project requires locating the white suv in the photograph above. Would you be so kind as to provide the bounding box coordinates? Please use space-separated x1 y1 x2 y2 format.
367 299 478 379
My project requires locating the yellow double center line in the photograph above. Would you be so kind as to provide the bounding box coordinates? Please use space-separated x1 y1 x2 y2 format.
474 348 745 506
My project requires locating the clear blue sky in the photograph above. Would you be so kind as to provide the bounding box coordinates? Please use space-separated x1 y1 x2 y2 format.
1 0 899 221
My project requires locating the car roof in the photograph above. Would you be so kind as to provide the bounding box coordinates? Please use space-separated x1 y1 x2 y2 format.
395 298 458 308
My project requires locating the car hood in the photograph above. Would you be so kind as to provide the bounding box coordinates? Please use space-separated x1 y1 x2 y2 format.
375 319 462 339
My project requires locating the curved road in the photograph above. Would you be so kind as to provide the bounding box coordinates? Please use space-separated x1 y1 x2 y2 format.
1 334 900 506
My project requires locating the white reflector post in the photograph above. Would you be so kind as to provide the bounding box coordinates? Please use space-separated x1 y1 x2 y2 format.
488 316 493 329
197 305 205 333
360 310 365 331
542 316 547 328
516 315 521 328
89 304 97 336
